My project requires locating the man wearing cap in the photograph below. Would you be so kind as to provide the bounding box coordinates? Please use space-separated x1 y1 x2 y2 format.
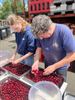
31 15 75 81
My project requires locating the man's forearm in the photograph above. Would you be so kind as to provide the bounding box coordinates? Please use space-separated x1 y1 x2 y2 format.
53 52 75 69
32 48 42 71
34 48 41 62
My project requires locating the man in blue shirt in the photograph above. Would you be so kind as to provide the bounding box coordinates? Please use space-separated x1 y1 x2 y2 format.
31 15 75 81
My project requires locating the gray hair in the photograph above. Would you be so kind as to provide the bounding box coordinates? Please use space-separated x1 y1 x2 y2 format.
31 15 53 36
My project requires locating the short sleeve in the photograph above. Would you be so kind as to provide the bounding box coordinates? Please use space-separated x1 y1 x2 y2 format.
26 26 36 53
62 25 75 53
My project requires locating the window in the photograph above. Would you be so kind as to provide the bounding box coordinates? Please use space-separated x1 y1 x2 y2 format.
34 4 37 10
42 3 45 10
31 5 33 11
38 3 41 10
47 2 49 9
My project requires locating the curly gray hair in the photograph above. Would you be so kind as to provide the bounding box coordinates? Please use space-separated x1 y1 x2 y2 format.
31 15 53 37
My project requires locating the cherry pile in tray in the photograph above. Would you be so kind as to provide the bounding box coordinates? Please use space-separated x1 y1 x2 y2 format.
26 69 64 87
3 63 31 76
0 68 5 76
0 77 30 100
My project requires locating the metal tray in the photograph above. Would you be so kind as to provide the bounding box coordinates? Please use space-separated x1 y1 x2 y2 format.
0 75 30 100
22 69 64 88
0 67 8 80
64 93 75 100
2 63 31 78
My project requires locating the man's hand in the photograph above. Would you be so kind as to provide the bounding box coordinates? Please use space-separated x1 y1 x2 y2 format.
32 60 39 74
43 65 56 75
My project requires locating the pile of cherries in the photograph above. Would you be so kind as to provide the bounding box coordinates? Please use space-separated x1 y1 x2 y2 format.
0 77 30 100
0 68 5 76
26 69 64 87
3 63 31 76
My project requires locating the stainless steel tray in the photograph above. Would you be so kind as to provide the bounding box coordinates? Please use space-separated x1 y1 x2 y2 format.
64 93 75 100
2 63 31 78
0 67 8 80
0 75 31 100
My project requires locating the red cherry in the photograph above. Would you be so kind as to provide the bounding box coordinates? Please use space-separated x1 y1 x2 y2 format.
0 77 30 100
3 63 31 76
26 69 64 87
32 70 38 76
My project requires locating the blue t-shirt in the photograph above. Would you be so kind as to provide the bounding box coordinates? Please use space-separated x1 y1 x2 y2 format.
37 24 75 69
15 26 36 55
